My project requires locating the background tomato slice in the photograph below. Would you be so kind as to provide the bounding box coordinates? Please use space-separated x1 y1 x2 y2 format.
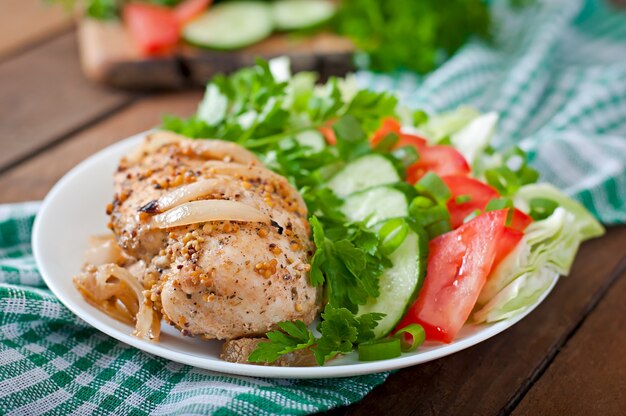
371 118 402 146
396 133 427 150
406 145 470 183
396 210 508 343
318 125 336 145
370 117 428 150
123 4 180 56
443 175 499 229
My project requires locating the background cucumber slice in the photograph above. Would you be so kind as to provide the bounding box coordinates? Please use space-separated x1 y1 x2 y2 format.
183 2 274 50
293 129 326 152
328 155 400 198
272 0 336 31
341 187 408 227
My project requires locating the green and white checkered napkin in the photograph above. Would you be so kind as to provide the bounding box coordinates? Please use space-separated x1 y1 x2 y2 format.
2 0 625 414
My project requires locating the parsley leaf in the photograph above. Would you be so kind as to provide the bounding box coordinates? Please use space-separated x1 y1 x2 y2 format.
247 321 315 364
333 115 371 162
312 305 384 365
310 216 386 313
248 305 384 366
345 90 398 133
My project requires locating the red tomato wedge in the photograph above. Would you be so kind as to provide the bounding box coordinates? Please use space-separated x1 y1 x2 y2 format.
396 210 508 343
174 0 212 24
492 209 533 269
492 228 523 269
406 145 470 184
508 208 533 231
443 175 499 229
123 4 180 56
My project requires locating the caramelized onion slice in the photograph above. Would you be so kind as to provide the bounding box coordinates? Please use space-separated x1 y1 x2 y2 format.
126 131 260 165
152 200 269 229
156 179 222 212
125 131 182 164
203 161 306 207
73 263 161 341
84 234 126 266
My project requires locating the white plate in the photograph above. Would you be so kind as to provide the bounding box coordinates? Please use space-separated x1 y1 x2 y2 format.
33 131 558 379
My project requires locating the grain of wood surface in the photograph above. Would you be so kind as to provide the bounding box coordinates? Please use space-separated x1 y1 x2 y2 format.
0 0 72 59
0 32 132 172
0 3 624 415
0 92 200 202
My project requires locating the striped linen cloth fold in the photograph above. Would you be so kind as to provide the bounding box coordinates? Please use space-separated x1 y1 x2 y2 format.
1 0 625 414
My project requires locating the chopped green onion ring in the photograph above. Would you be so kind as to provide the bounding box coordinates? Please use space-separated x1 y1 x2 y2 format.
529 197 559 220
455 194 472 204
410 205 450 228
463 209 482 224
392 145 419 169
412 109 429 126
379 218 409 255
425 219 451 239
394 324 426 352
410 196 434 209
358 338 402 361
484 167 520 196
485 197 513 212
374 132 399 152
416 172 451 203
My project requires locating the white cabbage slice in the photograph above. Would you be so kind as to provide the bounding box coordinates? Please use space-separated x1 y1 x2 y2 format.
417 106 480 143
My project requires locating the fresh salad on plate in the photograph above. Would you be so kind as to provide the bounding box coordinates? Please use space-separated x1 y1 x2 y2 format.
73 58 604 367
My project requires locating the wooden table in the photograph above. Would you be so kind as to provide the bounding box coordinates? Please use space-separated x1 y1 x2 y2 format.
2 3 625 415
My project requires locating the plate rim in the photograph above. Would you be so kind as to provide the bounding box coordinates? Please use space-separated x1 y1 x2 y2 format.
32 131 559 379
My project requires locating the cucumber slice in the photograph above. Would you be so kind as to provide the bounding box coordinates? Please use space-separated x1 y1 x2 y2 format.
358 230 427 339
328 155 400 198
183 2 274 50
341 185 427 339
341 187 408 227
272 0 336 31
294 129 326 152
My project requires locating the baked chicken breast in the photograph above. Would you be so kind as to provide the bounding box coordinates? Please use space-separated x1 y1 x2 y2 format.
75 131 320 342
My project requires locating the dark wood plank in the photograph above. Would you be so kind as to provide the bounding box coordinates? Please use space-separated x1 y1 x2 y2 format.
512 262 626 416
0 31 134 172
0 0 71 58
0 91 201 203
328 227 626 416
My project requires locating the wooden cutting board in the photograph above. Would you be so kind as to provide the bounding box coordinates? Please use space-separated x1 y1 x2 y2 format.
77 18 355 89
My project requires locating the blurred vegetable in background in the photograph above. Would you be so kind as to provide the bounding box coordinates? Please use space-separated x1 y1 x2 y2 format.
48 0 500 73
334 0 491 73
